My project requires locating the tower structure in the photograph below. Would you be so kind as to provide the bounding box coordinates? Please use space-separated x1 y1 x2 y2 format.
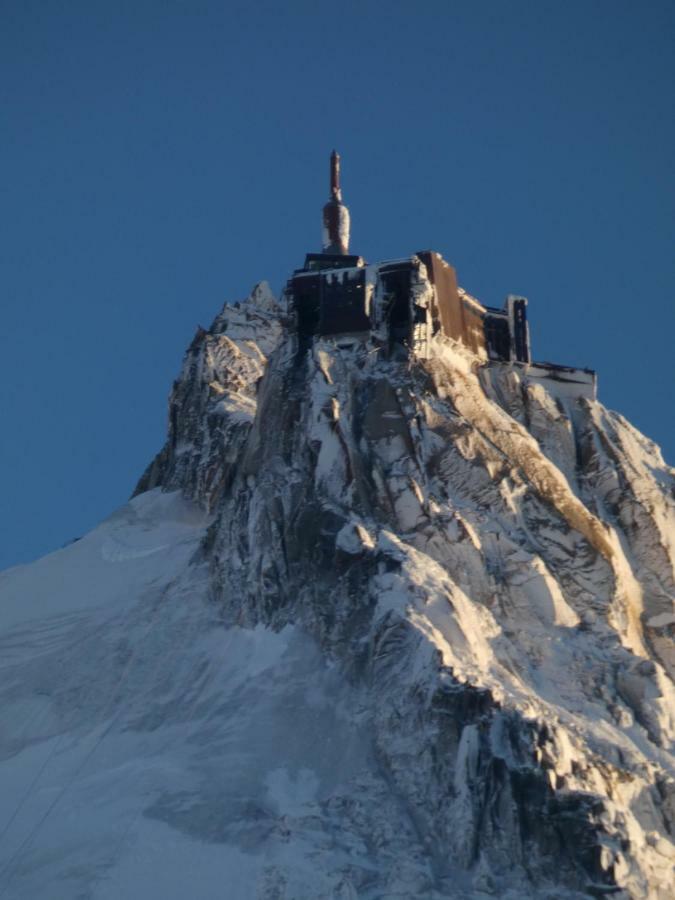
285 153 592 394
322 150 350 255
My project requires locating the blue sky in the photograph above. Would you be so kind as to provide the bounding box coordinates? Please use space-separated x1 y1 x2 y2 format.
1 0 673 570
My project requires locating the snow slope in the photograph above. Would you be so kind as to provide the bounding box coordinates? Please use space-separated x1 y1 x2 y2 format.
2 272 674 898
1 492 424 899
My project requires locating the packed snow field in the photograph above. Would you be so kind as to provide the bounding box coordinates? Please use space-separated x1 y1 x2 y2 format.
0 493 395 898
1 275 674 898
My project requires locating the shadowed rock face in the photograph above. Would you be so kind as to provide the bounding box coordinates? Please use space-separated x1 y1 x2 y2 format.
134 276 675 898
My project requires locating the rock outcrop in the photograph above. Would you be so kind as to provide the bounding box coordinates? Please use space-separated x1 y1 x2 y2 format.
133 271 675 898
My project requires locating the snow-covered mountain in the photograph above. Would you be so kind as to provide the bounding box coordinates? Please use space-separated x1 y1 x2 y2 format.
1 275 674 899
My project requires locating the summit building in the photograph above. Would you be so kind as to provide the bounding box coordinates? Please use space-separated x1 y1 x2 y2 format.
287 152 595 398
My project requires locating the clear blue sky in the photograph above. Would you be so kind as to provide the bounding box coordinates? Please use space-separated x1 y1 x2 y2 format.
1 0 673 570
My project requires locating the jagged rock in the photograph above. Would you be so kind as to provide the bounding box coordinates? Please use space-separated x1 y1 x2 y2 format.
1 273 673 899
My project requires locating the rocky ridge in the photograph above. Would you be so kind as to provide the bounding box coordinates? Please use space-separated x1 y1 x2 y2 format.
134 270 675 898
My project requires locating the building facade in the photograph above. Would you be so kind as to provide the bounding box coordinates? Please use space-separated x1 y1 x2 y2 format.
287 153 596 399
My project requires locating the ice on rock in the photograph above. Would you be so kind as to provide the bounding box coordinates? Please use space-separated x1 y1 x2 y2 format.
336 521 375 555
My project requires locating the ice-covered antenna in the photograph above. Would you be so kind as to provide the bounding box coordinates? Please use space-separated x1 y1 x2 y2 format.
330 149 342 202
322 150 350 255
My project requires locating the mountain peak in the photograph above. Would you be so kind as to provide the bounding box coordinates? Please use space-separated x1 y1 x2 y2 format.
2 194 674 897
127 244 675 894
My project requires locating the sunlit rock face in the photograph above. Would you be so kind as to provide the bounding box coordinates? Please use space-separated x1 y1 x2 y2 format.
2 274 674 899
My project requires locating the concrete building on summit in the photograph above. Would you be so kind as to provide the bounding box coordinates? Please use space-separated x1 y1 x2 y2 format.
287 152 596 398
